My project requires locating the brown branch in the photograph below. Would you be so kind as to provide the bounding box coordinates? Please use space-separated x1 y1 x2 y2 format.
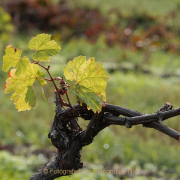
103 103 180 140
42 77 61 81
103 107 180 125
32 61 70 107
143 122 180 141
30 99 180 180
104 103 143 117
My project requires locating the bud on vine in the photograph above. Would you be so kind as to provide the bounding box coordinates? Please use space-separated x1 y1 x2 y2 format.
60 77 65 85
58 88 66 95
58 77 67 95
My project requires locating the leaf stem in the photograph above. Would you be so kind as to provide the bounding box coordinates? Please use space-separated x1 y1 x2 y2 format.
32 61 69 106
42 77 61 81
65 91 78 116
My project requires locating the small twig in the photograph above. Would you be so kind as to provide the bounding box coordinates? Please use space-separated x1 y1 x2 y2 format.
33 62 62 99
33 62 79 116
42 77 61 81
32 61 72 108
156 102 172 112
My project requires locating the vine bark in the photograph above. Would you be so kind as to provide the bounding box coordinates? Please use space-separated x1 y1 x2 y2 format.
30 93 180 180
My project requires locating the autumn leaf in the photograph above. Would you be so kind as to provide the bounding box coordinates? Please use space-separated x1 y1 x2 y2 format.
63 56 109 112
5 63 40 111
2 45 30 76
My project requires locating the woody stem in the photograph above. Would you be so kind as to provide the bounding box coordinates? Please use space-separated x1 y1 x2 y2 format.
32 61 69 106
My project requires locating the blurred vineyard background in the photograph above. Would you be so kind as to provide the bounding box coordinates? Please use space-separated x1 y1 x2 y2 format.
1 0 180 179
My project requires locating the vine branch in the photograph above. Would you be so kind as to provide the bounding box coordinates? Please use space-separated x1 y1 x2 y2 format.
30 94 180 180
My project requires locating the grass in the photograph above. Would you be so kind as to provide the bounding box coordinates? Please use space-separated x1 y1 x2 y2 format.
69 0 180 16
0 150 47 180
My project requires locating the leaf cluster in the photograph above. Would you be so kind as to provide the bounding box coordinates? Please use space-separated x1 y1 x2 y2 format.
2 33 108 112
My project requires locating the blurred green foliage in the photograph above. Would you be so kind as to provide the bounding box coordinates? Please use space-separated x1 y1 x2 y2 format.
0 7 14 43
0 151 46 180
2 0 180 55
71 0 180 16
1 0 180 179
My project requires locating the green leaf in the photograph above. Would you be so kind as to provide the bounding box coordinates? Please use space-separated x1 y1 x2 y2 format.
2 45 30 76
37 70 47 86
29 33 61 62
63 56 109 112
5 63 40 111
25 86 36 108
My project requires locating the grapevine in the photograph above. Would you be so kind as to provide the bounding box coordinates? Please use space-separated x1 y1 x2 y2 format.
2 33 180 180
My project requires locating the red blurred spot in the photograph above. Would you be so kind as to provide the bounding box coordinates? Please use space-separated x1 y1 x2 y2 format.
85 29 94 37
8 70 13 78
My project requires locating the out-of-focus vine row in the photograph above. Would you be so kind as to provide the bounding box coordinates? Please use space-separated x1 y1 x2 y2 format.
1 0 180 54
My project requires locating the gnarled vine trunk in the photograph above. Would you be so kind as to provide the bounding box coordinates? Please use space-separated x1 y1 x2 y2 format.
30 92 180 180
